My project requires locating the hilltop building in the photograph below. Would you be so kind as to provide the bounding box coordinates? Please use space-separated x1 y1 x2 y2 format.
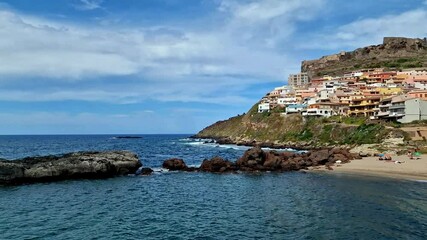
288 72 309 88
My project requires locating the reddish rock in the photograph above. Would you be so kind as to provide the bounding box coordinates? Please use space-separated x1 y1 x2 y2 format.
162 158 188 171
309 149 330 164
236 146 265 166
200 157 235 173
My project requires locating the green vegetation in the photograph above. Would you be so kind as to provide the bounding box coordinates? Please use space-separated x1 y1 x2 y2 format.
342 124 387 144
382 58 424 69
195 103 404 146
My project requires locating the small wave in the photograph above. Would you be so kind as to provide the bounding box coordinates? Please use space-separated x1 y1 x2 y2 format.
411 179 427 183
186 142 206 146
151 167 169 173
178 138 192 142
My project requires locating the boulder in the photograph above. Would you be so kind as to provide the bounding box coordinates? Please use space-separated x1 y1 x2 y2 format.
0 151 142 185
162 158 188 171
236 146 265 169
263 151 282 170
309 149 330 164
200 157 235 173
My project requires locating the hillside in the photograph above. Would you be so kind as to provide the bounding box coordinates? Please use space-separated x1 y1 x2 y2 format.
194 103 406 149
302 37 427 77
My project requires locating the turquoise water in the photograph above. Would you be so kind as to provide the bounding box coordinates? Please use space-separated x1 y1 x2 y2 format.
0 135 426 239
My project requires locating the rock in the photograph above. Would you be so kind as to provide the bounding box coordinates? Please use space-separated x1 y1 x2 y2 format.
236 146 265 170
263 151 282 170
309 149 330 164
137 167 154 175
0 151 142 185
200 157 235 173
358 152 370 157
162 158 188 171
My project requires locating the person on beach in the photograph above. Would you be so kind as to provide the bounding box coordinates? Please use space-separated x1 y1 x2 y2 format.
408 150 414 160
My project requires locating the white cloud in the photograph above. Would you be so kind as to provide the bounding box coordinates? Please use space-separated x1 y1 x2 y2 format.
219 0 325 47
300 8 427 50
0 1 328 104
74 0 104 11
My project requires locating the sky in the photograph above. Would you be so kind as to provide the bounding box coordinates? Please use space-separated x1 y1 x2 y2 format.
0 0 426 134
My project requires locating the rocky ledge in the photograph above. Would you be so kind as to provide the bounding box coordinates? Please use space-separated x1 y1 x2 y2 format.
189 135 341 151
162 146 359 173
0 151 142 185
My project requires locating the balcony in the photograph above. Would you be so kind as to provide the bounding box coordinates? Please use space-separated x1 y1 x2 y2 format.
389 104 405 110
379 103 392 108
377 111 390 117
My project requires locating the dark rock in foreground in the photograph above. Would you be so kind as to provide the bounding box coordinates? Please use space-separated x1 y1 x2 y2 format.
0 151 142 185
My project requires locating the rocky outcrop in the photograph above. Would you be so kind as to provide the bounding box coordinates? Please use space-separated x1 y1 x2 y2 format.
235 146 355 172
302 37 427 77
200 157 236 173
162 147 355 174
162 158 188 171
0 151 142 185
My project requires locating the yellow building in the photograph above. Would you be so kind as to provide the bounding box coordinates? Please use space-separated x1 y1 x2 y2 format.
375 87 402 95
348 96 381 117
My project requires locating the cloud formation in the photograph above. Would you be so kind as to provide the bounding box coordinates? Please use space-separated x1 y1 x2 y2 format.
0 0 425 105
74 0 104 11
0 1 326 104
299 8 427 50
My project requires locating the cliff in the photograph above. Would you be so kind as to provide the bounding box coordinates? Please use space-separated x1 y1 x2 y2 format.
302 37 427 77
194 103 406 149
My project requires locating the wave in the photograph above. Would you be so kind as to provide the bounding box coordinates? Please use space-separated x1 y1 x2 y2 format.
411 179 427 183
181 140 304 153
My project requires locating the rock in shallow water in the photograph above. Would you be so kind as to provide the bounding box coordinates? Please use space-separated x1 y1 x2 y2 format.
162 158 188 171
0 151 142 185
200 156 236 173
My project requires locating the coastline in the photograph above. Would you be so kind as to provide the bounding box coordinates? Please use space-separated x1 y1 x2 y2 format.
309 155 427 181
190 135 339 151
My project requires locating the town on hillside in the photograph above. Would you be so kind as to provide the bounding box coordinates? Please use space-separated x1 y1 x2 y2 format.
258 68 427 123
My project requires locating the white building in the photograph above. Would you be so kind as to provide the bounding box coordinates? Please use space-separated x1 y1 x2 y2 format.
414 79 427 90
394 98 427 123
258 103 270 113
286 104 307 114
277 97 298 106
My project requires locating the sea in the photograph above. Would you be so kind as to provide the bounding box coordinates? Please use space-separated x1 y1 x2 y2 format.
0 134 426 239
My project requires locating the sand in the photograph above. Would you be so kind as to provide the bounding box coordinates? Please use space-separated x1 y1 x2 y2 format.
310 154 427 181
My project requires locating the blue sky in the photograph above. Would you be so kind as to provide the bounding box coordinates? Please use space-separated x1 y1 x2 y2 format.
0 0 426 134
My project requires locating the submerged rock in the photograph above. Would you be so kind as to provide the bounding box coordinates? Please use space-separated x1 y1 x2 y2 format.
136 167 154 176
0 151 142 185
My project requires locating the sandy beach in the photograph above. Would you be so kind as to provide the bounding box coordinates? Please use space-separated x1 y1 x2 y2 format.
311 154 427 181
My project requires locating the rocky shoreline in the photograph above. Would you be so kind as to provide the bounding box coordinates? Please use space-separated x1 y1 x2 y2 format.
161 146 358 173
190 135 337 150
0 147 359 185
0 151 142 185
